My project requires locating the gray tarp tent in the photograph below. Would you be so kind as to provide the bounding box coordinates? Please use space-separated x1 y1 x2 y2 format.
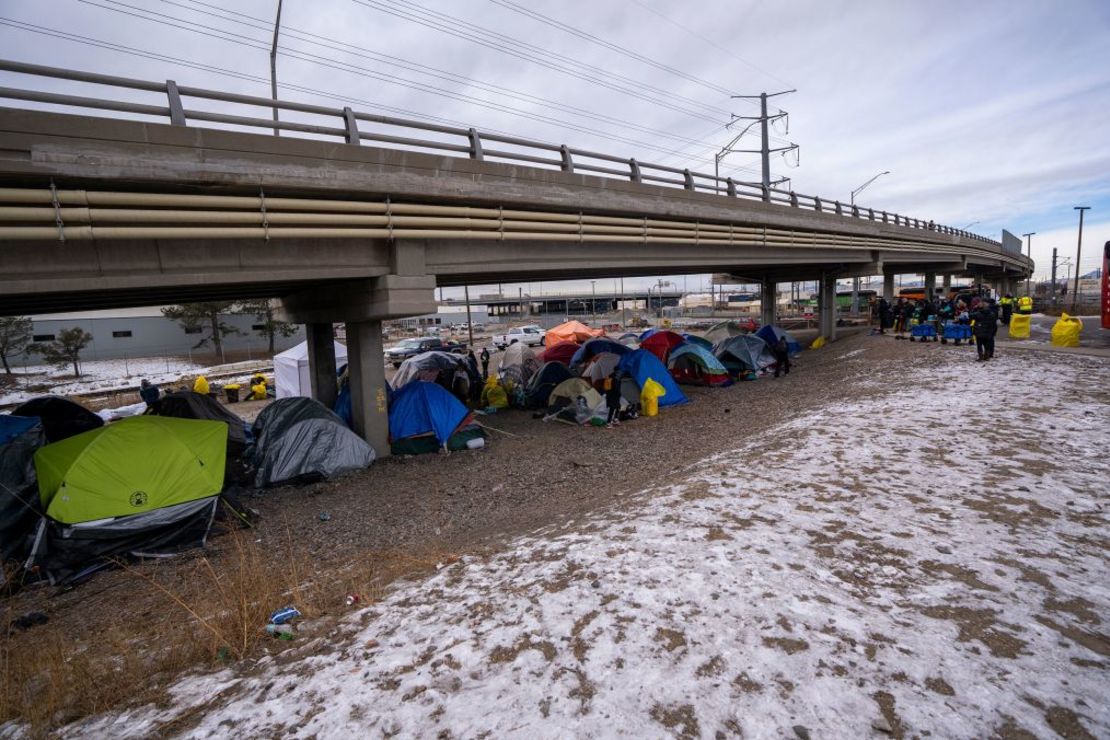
713 335 776 374
391 351 466 391
251 398 375 488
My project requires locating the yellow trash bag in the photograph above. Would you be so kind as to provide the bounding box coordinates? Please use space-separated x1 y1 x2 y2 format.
1050 313 1082 347
1008 314 1031 339
640 377 665 417
480 375 508 409
192 375 210 394
809 336 826 350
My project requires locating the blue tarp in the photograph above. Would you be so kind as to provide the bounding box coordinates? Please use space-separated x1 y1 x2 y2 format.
1 414 39 444
617 349 688 407
389 381 469 446
755 325 802 356
570 338 633 367
668 344 728 374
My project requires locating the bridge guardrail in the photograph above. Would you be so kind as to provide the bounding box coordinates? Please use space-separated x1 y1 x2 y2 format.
0 58 1005 250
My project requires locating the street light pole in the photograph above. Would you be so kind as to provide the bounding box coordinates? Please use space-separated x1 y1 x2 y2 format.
269 0 283 136
1022 232 1035 297
1072 206 1090 313
849 171 890 316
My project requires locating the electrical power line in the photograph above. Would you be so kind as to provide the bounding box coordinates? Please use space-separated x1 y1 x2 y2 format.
68 2 739 161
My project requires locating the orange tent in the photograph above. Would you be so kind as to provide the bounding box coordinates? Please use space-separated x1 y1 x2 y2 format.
545 320 604 345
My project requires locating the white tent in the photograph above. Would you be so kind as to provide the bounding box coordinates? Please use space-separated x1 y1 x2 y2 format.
273 341 348 399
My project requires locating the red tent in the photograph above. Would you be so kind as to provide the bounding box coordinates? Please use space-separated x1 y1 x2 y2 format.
640 330 686 363
537 340 580 366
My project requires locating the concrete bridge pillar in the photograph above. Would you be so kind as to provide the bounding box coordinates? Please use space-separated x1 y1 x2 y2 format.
346 320 390 457
924 272 937 303
281 274 436 457
306 322 338 410
818 273 837 341
883 273 895 301
760 278 777 327
942 273 952 296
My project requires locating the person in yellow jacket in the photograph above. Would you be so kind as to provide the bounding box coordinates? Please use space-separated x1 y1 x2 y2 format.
248 375 268 401
192 375 210 395
1016 295 1033 315
999 294 1014 325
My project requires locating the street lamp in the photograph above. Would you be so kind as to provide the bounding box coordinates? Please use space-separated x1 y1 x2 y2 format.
1072 207 1090 312
962 221 981 230
849 171 890 316
651 280 672 322
849 170 890 206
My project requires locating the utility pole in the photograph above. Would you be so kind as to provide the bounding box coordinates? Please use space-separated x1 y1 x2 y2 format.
270 0 283 136
1050 247 1058 308
1022 232 1035 297
620 277 626 328
726 90 798 201
1073 206 1090 313
464 284 474 349
848 171 891 315
590 280 596 324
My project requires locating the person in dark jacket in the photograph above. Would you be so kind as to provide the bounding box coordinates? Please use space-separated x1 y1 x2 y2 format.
772 336 791 377
479 346 491 380
877 298 893 334
971 301 999 361
139 379 160 411
604 369 622 426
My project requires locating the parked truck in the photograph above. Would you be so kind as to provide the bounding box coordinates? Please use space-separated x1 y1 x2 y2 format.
384 337 467 368
490 324 546 350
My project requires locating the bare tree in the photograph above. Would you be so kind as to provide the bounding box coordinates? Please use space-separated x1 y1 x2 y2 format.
0 316 33 375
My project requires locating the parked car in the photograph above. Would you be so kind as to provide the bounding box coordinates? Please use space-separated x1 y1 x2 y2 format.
491 325 546 350
385 337 467 368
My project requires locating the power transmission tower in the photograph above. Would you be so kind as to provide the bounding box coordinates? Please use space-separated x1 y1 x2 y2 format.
727 90 799 202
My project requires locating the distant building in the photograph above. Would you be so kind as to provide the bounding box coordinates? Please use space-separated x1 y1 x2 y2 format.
15 307 303 363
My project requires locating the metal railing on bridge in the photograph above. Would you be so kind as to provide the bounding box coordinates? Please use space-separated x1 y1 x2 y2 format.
0 59 999 247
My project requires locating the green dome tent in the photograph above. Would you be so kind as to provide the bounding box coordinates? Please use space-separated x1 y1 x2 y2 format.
28 416 228 584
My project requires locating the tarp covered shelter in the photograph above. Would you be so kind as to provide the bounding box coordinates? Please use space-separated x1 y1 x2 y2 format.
668 344 731 386
498 343 540 388
616 333 640 347
525 361 573 408
570 337 632 368
389 381 484 454
755 325 802 356
156 391 248 455
391 351 465 391
0 415 45 560
537 340 580 366
581 352 623 385
547 377 602 411
545 320 603 346
28 416 228 584
251 397 374 487
12 396 103 443
617 349 688 407
704 320 751 344
640 330 687 363
273 340 348 399
714 334 776 374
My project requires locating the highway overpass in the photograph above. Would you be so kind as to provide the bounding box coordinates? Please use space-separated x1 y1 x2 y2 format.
0 60 1033 454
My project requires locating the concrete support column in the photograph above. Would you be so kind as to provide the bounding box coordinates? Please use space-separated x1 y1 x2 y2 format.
942 274 952 294
305 322 337 409
819 272 837 341
760 278 777 327
924 272 937 304
346 320 390 459
883 273 895 301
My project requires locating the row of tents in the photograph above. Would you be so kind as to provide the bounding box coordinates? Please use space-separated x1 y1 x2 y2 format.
0 390 379 585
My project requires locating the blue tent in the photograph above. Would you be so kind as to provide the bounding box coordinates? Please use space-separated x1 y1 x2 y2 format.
639 327 661 341
681 334 713 350
570 337 632 367
617 349 688 407
755 325 802 356
389 381 470 447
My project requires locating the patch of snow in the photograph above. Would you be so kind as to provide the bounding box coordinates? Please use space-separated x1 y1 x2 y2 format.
67 350 1109 738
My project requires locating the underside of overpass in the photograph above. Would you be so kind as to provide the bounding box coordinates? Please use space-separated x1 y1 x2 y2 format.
0 106 1033 456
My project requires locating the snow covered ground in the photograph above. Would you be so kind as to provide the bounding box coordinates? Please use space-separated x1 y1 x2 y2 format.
71 349 1109 738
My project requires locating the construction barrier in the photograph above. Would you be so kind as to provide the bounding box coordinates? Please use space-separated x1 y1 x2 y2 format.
1008 314 1031 339
1050 314 1083 347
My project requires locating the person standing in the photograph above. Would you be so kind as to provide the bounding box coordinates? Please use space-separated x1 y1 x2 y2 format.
479 346 491 380
999 293 1014 325
877 297 893 334
604 369 622 427
971 300 999 361
139 379 160 411
772 335 791 377
1016 294 1033 315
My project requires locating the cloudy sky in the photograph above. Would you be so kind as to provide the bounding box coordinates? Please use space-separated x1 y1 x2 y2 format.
1 0 1107 297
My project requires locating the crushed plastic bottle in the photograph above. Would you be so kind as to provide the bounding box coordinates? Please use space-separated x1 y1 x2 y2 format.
269 606 301 625
265 624 295 640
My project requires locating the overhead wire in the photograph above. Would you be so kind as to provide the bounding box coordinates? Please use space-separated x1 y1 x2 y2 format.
69 1 738 161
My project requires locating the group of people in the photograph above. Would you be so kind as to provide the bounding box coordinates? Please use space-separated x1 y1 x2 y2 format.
875 291 1034 362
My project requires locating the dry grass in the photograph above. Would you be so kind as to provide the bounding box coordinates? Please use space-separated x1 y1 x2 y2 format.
0 529 453 736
